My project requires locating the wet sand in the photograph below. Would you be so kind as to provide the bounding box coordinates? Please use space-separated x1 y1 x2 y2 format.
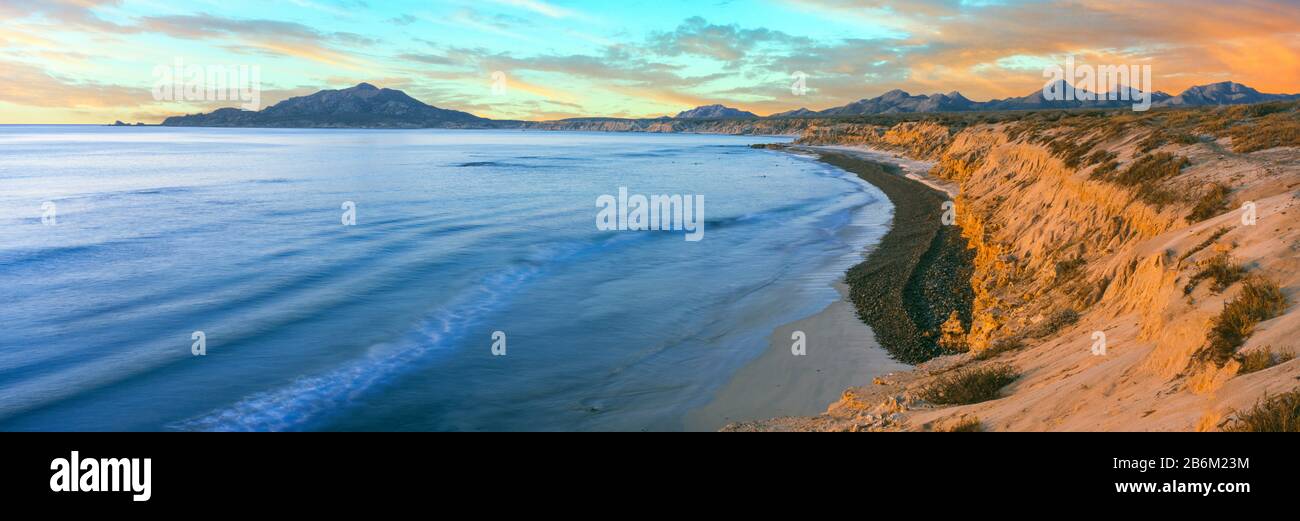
684 283 910 431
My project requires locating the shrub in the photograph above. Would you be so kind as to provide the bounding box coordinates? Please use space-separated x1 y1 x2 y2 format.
1186 183 1231 223
1223 390 1300 432
919 364 1019 405
1237 347 1295 375
1199 277 1289 366
1183 253 1246 295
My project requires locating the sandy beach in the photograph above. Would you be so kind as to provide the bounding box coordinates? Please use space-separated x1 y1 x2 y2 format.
688 145 972 430
816 145 958 197
684 283 910 430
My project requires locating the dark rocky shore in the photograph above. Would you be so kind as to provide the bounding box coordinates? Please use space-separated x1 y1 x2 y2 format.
755 144 974 364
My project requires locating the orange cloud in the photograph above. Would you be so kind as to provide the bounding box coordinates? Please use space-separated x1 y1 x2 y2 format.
787 0 1300 100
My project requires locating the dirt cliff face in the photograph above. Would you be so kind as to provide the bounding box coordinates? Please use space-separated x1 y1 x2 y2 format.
732 103 1300 431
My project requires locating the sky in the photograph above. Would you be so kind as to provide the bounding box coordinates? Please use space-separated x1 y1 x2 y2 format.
2 0 1299 123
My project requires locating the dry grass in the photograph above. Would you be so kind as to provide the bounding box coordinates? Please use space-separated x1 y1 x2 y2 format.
1113 152 1190 186
919 364 1019 405
1237 346 1295 375
1183 253 1247 295
1087 152 1191 207
1186 183 1231 223
1090 159 1119 179
1179 226 1231 262
1199 276 1290 366
1226 110 1300 153
1084 149 1116 166
1137 129 1197 152
1223 390 1300 432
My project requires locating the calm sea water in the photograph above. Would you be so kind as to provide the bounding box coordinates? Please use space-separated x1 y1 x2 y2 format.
0 126 890 431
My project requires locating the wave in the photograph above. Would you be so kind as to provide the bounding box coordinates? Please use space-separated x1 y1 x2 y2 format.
170 269 532 431
167 240 603 431
452 161 560 169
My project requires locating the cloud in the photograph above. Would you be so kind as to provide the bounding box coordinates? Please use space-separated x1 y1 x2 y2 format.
388 14 418 26
483 0 583 19
0 59 149 109
396 52 461 66
648 17 810 62
782 0 1300 99
0 0 137 33
135 13 374 69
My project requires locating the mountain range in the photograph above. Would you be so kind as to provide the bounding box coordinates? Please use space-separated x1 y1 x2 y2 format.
159 81 1298 128
769 81 1298 117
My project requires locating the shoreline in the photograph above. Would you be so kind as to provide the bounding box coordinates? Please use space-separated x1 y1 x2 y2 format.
814 145 958 197
690 144 975 430
805 147 975 365
684 283 910 431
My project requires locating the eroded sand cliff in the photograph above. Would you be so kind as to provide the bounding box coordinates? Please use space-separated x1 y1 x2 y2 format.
730 104 1300 431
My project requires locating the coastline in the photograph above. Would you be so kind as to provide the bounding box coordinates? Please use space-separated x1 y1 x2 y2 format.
806 147 974 365
690 144 976 430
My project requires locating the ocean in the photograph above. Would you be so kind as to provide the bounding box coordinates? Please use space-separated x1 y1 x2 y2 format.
0 126 891 431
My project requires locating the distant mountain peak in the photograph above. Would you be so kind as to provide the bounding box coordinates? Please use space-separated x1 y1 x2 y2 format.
675 104 758 119
1159 81 1291 107
162 83 486 128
